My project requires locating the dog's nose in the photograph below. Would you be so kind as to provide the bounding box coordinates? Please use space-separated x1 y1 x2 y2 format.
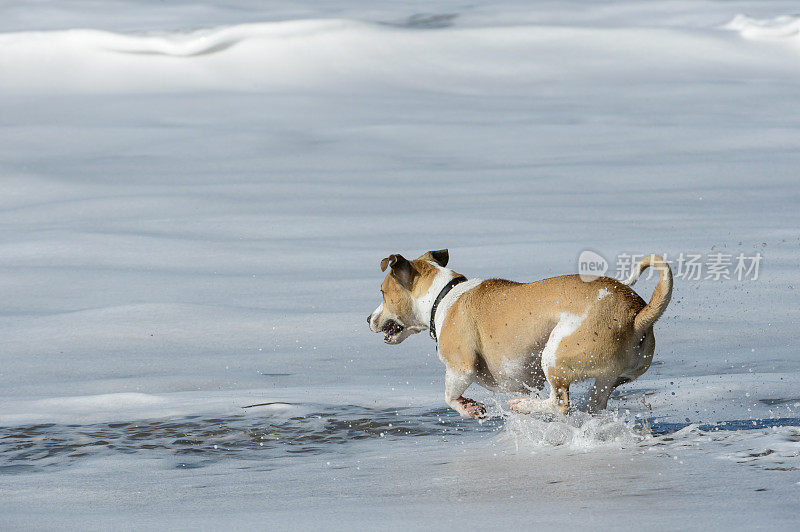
367 314 371 325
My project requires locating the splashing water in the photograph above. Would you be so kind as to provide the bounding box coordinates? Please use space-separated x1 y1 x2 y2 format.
498 409 647 452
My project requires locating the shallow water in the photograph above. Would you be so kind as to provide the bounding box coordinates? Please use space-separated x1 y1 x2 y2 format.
0 405 502 473
4 406 799 475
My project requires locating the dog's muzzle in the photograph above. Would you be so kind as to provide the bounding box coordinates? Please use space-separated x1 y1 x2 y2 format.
381 319 405 344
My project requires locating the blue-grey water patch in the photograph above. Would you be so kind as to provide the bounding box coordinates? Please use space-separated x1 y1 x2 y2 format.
0 404 503 474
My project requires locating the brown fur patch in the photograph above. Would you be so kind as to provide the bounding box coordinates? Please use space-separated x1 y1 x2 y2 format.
380 274 413 322
437 274 655 401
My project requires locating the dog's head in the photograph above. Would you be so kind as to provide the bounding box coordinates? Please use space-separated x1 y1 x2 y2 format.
367 249 451 344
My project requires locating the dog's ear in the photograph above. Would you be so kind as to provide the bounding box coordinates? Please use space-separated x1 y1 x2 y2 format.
380 254 416 288
380 255 396 272
418 249 449 268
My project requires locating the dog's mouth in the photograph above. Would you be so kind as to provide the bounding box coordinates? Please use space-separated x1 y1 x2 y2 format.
382 320 405 344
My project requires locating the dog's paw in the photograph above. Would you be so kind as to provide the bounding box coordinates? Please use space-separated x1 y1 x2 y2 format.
458 397 486 419
509 397 563 415
508 397 532 414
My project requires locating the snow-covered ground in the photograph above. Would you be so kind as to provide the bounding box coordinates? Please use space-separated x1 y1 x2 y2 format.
1 0 799 528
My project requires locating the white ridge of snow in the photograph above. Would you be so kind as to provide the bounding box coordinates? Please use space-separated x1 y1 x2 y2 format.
725 14 800 41
2 16 799 94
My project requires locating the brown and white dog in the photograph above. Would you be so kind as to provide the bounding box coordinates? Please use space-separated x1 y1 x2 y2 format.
368 250 672 418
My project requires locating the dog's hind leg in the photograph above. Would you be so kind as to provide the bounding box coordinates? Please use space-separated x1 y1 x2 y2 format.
509 374 570 415
584 376 631 413
509 312 587 416
584 329 656 413
508 344 571 415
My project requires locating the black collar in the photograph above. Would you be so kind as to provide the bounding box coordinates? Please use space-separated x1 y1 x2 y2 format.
430 275 467 342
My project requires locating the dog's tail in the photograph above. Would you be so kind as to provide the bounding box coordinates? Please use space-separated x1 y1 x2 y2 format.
623 254 673 333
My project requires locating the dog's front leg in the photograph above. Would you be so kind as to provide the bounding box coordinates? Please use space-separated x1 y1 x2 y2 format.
445 367 485 419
